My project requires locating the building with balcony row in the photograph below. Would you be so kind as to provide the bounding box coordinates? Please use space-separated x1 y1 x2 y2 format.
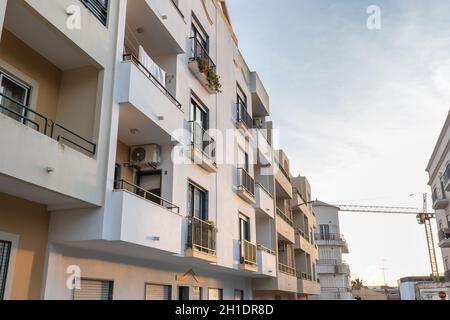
426 110 450 283
0 0 319 300
311 201 352 300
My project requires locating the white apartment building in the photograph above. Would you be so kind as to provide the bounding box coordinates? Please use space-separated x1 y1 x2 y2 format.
0 0 320 300
312 201 352 300
426 110 450 282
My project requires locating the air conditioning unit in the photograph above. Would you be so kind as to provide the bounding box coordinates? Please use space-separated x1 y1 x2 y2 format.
130 144 161 169
253 117 264 128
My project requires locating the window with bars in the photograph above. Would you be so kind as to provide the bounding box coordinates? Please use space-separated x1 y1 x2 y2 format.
0 240 12 300
72 278 113 300
79 0 109 26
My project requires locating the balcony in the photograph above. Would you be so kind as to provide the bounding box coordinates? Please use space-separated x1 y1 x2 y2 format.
295 228 316 254
296 272 321 295
0 92 102 209
315 233 349 253
317 259 350 275
239 240 258 272
254 183 275 219
108 180 183 255
274 161 293 198
277 263 298 293
320 287 353 300
118 55 183 145
185 217 217 263
276 208 295 243
250 72 270 117
255 129 272 167
438 228 450 248
256 244 277 277
443 164 450 191
236 102 253 137
188 37 221 94
126 0 186 54
237 168 256 204
188 121 218 173
432 188 449 210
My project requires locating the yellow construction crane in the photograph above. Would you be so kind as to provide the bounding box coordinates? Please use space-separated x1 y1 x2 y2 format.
334 193 440 282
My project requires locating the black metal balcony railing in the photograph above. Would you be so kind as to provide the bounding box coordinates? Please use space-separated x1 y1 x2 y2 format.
240 240 257 266
114 179 180 214
278 263 296 276
0 92 48 134
276 161 291 183
0 92 97 156
80 0 109 26
123 54 181 108
443 164 450 188
276 207 294 227
236 102 253 130
187 216 217 256
170 0 184 18
189 121 216 163
51 122 97 156
190 37 216 74
237 168 255 197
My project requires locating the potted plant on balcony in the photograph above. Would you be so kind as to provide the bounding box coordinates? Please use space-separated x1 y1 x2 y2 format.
196 58 222 93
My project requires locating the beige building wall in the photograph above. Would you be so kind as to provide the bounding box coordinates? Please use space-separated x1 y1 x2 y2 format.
0 193 49 300
0 29 61 121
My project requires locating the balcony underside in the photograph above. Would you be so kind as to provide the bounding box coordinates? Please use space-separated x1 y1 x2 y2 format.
439 238 450 248
4 0 95 71
433 199 449 210
118 61 184 146
184 248 217 263
237 188 256 204
0 172 93 211
297 279 321 295
188 148 218 173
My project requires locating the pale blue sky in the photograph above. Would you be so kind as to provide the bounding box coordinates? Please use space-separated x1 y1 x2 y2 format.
228 0 450 285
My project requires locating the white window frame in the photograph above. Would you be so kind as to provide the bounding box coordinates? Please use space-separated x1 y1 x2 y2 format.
0 231 19 300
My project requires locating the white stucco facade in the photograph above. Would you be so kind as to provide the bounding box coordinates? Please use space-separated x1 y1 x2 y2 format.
426 110 450 281
0 0 321 300
312 201 353 300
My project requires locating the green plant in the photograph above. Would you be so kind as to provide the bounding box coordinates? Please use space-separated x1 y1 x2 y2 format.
206 69 222 93
195 58 222 93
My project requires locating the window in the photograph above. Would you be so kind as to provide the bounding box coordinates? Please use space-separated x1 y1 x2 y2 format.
187 182 208 221
234 289 244 300
237 85 247 109
136 170 162 205
0 240 11 300
0 71 31 123
72 279 113 300
320 224 330 239
80 0 109 26
145 284 172 300
239 215 250 242
178 286 189 300
190 97 209 131
191 18 208 52
208 288 223 300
